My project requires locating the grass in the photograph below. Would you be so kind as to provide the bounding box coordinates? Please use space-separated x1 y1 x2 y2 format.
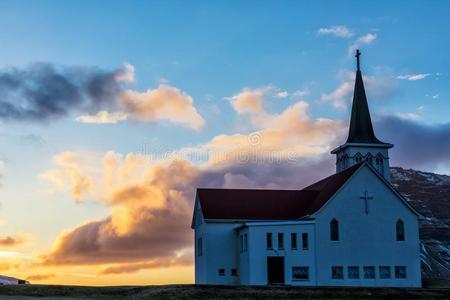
0 284 448 300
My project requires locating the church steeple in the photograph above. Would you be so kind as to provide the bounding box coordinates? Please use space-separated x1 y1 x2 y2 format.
331 49 393 181
346 50 385 145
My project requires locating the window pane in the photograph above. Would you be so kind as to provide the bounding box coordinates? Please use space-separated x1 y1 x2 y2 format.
266 233 272 249
302 233 309 249
278 233 284 249
291 233 297 249
218 268 225 276
348 266 359 279
396 220 405 241
231 268 238 276
292 266 309 280
332 266 343 279
363 266 375 279
379 266 391 279
395 266 406 279
330 219 339 241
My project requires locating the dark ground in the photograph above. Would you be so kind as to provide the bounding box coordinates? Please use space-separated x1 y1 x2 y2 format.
0 283 449 300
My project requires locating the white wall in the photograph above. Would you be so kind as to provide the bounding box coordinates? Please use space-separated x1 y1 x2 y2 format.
194 204 240 286
241 222 316 286
313 165 421 287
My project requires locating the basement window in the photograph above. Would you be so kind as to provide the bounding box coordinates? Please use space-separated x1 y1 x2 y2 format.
379 266 391 279
395 266 406 279
218 268 225 276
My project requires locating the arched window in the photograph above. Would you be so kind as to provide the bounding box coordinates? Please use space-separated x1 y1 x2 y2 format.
330 219 339 241
343 154 348 169
376 154 384 175
396 219 405 241
355 153 363 163
366 154 373 165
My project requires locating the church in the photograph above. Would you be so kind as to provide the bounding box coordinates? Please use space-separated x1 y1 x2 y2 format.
191 50 422 287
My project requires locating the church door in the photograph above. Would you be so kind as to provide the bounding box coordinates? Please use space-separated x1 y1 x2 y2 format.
267 256 285 285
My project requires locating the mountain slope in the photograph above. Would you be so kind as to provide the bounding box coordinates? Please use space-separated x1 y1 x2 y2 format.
391 167 450 278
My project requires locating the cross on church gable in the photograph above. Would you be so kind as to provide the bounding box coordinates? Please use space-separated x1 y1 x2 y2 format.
360 190 374 214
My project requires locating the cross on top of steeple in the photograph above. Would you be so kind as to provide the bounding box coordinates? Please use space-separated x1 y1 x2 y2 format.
355 49 361 71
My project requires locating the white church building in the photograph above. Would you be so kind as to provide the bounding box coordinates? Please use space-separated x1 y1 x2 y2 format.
191 50 422 287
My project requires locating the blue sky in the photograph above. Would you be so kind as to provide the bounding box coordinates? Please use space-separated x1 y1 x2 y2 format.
0 0 448 285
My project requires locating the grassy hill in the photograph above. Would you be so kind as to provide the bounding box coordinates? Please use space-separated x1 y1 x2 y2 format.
0 284 448 300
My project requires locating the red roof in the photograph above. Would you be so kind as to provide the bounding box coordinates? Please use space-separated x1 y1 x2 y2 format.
196 163 362 221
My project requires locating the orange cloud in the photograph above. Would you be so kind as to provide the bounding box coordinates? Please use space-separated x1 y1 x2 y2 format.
40 95 345 270
0 262 20 271
26 273 57 281
40 152 93 201
0 236 25 247
119 85 205 130
99 252 192 275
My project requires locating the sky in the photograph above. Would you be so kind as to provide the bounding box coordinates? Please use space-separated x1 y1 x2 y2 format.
0 0 449 285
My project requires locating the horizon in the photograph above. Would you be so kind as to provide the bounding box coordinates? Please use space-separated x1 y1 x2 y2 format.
0 0 449 285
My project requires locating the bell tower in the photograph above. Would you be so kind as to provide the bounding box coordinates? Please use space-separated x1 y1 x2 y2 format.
331 50 393 181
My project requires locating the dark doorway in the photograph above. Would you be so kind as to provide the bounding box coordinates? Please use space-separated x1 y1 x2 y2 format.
267 256 285 285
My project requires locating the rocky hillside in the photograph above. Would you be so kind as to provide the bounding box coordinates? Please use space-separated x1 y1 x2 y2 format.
390 167 450 279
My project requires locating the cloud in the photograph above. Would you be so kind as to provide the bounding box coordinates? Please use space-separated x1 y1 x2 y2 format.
99 253 192 275
75 111 128 124
0 236 25 247
321 81 353 110
0 63 205 130
39 152 93 202
318 26 354 38
0 262 19 271
39 96 344 267
229 87 266 115
119 85 205 130
348 33 377 55
114 63 135 83
375 116 450 170
292 88 310 98
395 112 421 121
0 63 121 122
274 89 289 98
397 73 431 81
26 273 57 281
322 70 397 110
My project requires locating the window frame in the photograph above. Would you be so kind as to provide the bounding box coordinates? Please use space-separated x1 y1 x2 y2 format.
395 266 407 279
330 219 339 241
331 266 344 279
266 232 273 249
291 233 297 250
363 266 376 279
302 232 309 250
379 266 391 279
278 232 284 249
292 266 309 281
396 219 405 241
348 266 359 279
